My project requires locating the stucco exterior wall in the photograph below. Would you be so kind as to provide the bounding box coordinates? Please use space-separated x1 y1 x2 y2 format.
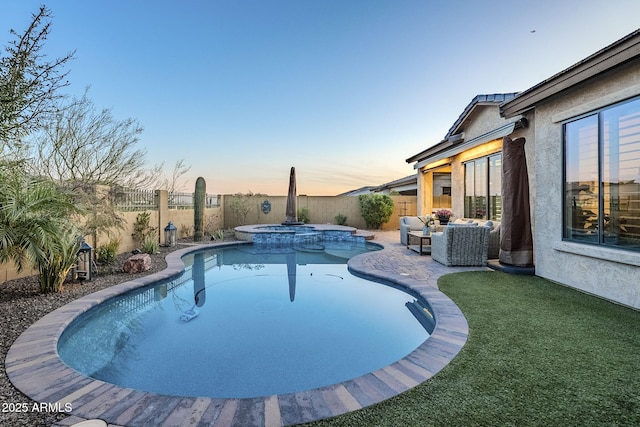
416 104 525 218
531 62 640 309
461 105 511 138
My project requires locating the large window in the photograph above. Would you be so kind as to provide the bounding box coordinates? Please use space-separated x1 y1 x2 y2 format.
464 153 501 220
563 97 640 250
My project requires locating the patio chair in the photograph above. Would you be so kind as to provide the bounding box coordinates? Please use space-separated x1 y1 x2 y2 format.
399 216 425 245
430 225 491 266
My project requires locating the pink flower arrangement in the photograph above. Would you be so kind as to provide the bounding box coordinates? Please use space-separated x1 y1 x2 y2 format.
435 209 453 218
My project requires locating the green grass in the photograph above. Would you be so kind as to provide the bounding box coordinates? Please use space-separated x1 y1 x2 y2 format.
305 271 640 426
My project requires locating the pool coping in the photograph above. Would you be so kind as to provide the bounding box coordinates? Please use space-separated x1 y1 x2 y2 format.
6 240 468 427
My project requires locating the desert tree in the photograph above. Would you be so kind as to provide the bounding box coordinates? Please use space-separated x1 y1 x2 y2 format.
228 191 267 226
31 90 193 242
0 5 74 155
33 89 145 187
162 158 191 193
29 89 145 243
33 89 191 190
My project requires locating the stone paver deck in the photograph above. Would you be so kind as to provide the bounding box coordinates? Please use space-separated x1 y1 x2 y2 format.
6 231 487 427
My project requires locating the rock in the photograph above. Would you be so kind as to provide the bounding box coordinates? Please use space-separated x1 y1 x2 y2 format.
123 253 151 274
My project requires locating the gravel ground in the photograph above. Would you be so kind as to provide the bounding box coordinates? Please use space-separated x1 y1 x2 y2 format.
0 240 218 427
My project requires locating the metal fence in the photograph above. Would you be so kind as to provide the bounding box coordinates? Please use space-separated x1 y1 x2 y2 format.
111 189 157 212
168 192 220 209
108 189 220 211
206 194 220 208
168 192 193 209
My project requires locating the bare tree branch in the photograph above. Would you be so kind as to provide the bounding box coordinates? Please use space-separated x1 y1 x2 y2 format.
33 89 146 187
0 6 74 151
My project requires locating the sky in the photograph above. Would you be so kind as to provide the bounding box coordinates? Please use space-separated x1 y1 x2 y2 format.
2 1 640 195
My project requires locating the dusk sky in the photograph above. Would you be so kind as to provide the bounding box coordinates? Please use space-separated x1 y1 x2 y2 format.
3 1 640 195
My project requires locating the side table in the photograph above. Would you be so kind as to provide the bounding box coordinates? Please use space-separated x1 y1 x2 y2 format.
407 231 431 255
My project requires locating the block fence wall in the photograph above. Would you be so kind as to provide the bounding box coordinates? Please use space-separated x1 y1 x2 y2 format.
0 190 224 283
223 195 417 231
1 193 416 283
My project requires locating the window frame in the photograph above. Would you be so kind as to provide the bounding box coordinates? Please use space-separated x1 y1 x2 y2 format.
562 95 640 252
463 152 502 221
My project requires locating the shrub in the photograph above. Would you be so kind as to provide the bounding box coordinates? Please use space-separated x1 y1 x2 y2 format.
204 213 220 237
131 211 157 247
297 207 310 224
96 238 120 266
228 191 267 226
180 224 193 238
335 213 348 225
141 237 159 254
208 229 223 240
358 194 394 229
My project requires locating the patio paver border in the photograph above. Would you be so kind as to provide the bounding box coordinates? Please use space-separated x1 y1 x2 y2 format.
6 235 476 427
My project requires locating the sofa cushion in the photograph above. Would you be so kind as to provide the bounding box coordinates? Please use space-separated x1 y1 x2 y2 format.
474 220 500 230
404 216 425 229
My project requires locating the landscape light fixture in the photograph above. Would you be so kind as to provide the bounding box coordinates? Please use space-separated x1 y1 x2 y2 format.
164 221 178 247
75 240 93 281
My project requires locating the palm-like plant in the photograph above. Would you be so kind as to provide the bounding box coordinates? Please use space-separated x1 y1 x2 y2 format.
37 230 82 293
0 168 82 291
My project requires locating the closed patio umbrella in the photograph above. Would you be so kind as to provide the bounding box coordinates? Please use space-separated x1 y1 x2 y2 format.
499 136 534 267
286 251 297 302
283 166 302 225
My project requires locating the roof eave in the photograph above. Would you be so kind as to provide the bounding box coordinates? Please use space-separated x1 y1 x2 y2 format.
501 29 640 118
405 139 450 164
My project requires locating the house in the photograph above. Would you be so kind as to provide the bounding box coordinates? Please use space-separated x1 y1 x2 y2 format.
500 29 640 309
407 30 640 309
370 175 417 196
337 175 418 196
336 186 377 196
406 93 525 219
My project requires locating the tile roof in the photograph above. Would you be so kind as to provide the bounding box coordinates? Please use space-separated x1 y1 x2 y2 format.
406 93 518 165
445 93 519 138
371 174 417 192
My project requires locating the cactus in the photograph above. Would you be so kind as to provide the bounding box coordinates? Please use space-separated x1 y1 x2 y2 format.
194 177 206 241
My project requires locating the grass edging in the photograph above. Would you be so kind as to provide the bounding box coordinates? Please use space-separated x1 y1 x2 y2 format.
305 271 640 426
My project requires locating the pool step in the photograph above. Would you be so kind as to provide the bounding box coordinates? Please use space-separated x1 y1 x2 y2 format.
352 230 375 240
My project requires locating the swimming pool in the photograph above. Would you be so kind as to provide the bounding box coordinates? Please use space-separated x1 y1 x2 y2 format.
58 242 434 398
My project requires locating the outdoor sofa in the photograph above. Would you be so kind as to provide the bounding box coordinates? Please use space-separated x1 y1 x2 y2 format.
450 218 500 259
430 224 491 266
400 216 500 259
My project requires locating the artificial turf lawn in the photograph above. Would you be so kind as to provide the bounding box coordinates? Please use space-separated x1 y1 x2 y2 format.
305 271 640 426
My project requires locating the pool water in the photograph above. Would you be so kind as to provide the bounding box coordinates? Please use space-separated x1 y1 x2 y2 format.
58 243 433 398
